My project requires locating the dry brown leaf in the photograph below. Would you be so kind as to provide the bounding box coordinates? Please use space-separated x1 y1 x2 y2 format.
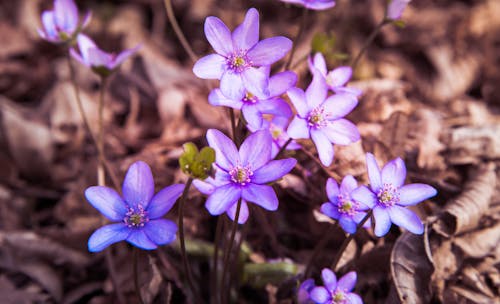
445 124 500 165
453 221 500 259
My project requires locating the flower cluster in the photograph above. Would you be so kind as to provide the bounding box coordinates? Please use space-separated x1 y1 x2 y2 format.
299 269 363 304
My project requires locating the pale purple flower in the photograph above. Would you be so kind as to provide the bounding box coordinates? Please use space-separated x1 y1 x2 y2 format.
193 8 292 101
38 0 91 43
286 71 360 166
279 0 336 10
297 278 315 304
309 53 362 97
70 34 141 77
321 176 370 234
85 161 183 252
209 67 297 129
195 129 296 223
387 0 411 20
310 269 363 304
351 153 438 237
248 116 301 158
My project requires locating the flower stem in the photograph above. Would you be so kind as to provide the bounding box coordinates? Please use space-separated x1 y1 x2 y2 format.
211 217 224 304
304 222 338 278
351 19 389 72
97 76 108 187
133 247 145 304
163 0 198 63
220 199 242 304
229 108 237 143
330 210 372 271
284 8 308 71
276 138 293 159
177 177 202 303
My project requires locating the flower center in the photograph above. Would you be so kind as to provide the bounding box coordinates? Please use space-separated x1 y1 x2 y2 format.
337 194 358 216
124 205 149 228
242 92 258 104
331 290 347 304
307 106 329 129
229 164 253 186
227 50 251 73
377 183 400 207
270 124 283 140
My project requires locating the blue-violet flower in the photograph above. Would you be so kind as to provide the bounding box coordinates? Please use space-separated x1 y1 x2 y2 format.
386 0 411 20
85 161 183 252
279 0 336 10
351 153 437 237
193 8 292 101
321 176 370 234
194 129 296 223
287 70 360 166
310 269 363 304
297 278 316 304
38 0 91 43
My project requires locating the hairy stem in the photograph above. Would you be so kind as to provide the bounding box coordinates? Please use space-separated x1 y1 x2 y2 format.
163 0 198 63
211 216 223 304
284 8 308 71
97 77 108 186
133 248 145 304
276 138 293 159
330 210 372 271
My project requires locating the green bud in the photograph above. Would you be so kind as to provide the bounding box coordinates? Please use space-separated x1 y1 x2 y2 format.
311 32 337 55
179 142 215 180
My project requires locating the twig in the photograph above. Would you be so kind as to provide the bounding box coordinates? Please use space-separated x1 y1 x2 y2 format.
163 0 198 63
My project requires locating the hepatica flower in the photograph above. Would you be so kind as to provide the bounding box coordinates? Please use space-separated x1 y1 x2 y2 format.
386 0 412 20
38 0 91 43
279 0 336 10
297 278 316 304
193 8 292 101
85 161 184 252
70 34 141 77
195 129 296 223
352 153 437 237
310 269 363 304
208 67 297 129
287 71 360 166
251 116 301 158
321 176 370 234
309 52 362 97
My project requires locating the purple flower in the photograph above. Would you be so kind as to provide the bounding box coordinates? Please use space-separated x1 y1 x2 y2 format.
320 176 370 234
209 67 297 129
38 0 91 43
249 116 301 158
351 153 437 237
387 0 411 20
310 269 363 304
85 161 183 252
279 0 336 10
193 8 292 101
70 34 141 77
286 71 360 166
194 129 296 223
309 53 362 97
297 278 316 304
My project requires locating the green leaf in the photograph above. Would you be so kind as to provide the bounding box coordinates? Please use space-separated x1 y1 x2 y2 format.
179 143 214 179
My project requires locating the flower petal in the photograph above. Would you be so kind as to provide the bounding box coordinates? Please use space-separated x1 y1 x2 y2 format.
338 271 357 291
305 70 328 108
147 184 184 219
242 184 278 211
70 48 87 67
340 175 358 194
110 44 141 70
206 129 239 171
205 184 241 215
88 223 130 252
88 48 114 69
321 268 338 291
122 161 155 210
41 11 57 39
351 186 377 208
366 153 382 192
54 0 78 32
323 93 358 119
311 130 334 166
345 293 364 304
193 178 217 195
242 67 269 98
76 34 97 64
388 205 424 234
239 130 272 169
255 98 293 118
327 66 352 88
232 8 259 50
399 184 437 206
204 16 233 56
269 71 297 97
242 104 263 129
321 202 340 220
287 87 309 117
193 54 226 79
247 37 292 66
306 1 336 10
381 157 406 188
127 230 157 250
323 119 360 145
334 86 363 97
309 52 327 76
339 217 357 234
252 158 296 184
310 286 331 303
326 178 340 202
373 206 392 237
208 88 242 108
143 219 177 245
220 71 245 101
226 200 249 224
85 186 127 221
287 116 310 139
